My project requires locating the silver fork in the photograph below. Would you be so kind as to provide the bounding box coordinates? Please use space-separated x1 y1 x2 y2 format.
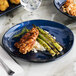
0 58 15 76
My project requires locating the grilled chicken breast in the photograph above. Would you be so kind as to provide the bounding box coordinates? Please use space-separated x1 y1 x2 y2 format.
14 27 39 54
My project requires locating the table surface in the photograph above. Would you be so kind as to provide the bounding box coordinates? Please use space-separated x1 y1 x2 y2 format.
0 0 76 76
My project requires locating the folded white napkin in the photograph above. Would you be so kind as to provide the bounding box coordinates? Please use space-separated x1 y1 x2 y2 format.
0 46 24 76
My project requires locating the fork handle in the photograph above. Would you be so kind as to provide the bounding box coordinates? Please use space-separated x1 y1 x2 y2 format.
0 58 15 75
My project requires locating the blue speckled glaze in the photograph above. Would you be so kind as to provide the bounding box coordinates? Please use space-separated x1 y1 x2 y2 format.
53 0 76 18
2 20 74 63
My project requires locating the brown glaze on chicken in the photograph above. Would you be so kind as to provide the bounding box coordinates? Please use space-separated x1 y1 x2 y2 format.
14 27 39 54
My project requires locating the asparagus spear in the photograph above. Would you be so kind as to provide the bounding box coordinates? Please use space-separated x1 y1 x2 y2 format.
34 25 63 52
14 27 59 56
38 34 60 55
25 28 30 32
37 38 56 56
25 28 59 55
14 27 26 37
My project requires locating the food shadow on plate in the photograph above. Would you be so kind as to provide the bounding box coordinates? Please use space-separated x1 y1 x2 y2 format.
12 38 65 63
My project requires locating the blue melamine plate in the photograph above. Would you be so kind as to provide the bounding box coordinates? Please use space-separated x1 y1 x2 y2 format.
53 0 76 18
2 20 74 63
